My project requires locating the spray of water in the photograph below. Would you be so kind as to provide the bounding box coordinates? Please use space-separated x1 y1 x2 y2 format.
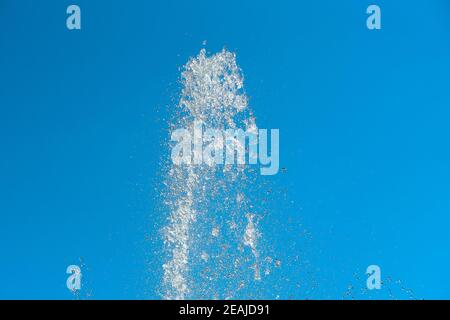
162 49 263 299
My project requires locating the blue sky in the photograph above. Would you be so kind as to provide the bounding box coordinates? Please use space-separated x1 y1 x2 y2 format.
1 0 450 299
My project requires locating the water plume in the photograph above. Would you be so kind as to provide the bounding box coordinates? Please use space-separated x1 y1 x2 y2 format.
162 48 263 299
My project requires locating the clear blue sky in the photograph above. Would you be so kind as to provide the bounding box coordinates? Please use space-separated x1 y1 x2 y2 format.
1 0 450 299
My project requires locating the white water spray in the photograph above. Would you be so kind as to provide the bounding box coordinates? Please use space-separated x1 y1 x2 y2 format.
162 49 263 299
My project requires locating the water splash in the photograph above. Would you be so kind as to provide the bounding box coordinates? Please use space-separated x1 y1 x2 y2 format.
243 213 261 281
162 49 262 299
